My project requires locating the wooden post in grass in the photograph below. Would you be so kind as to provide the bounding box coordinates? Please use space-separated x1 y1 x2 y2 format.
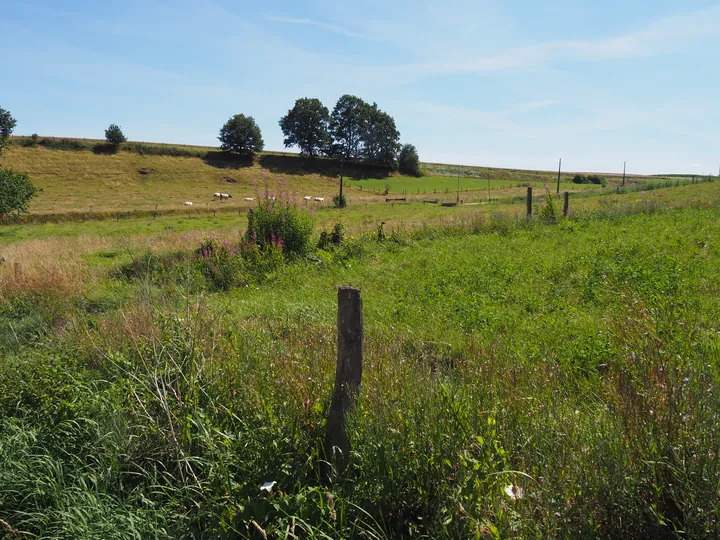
563 191 569 216
556 158 562 194
326 286 363 469
526 187 533 217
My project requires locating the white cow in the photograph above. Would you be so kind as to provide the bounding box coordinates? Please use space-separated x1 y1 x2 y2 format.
214 192 221 199
303 196 312 201
314 197 325 202
184 201 193 206
244 197 255 202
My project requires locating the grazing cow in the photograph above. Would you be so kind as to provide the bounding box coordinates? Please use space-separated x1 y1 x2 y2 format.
314 197 325 202
184 201 193 206
303 196 312 201
214 192 221 199
244 197 255 202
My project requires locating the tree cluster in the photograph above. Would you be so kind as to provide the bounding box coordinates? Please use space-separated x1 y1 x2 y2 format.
279 95 407 168
218 95 420 173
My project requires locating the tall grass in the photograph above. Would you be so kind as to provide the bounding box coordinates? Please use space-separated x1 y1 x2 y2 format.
2 199 720 537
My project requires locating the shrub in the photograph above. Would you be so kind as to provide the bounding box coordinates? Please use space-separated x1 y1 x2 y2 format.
0 169 40 220
22 134 39 147
105 124 127 147
333 193 347 208
539 190 558 224
398 143 421 177
572 174 606 186
246 177 313 258
317 222 345 250
39 138 88 151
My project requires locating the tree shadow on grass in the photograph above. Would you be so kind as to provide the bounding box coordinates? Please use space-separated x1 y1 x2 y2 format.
92 143 119 155
258 154 391 179
203 151 254 170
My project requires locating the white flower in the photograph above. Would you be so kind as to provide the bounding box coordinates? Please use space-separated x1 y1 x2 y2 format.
260 481 277 492
504 483 524 500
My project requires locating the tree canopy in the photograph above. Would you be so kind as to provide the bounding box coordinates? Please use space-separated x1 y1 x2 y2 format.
0 107 17 155
219 114 264 156
279 98 330 157
105 124 127 146
328 95 368 161
362 103 400 167
0 168 39 220
398 144 421 176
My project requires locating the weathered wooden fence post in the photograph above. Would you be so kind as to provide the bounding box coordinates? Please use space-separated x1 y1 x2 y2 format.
563 191 569 217
526 187 533 217
326 286 363 468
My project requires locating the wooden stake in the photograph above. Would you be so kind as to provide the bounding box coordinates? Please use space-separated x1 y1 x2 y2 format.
556 158 561 194
526 187 533 217
563 191 569 217
326 287 363 467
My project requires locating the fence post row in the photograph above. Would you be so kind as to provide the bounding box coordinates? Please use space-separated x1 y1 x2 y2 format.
326 286 364 469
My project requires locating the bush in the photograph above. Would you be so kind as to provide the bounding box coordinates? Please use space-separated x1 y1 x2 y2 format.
22 134 39 147
38 138 88 151
317 222 345 250
0 168 40 220
398 143 421 177
539 191 558 224
572 174 606 186
246 179 314 258
105 124 127 147
333 193 347 208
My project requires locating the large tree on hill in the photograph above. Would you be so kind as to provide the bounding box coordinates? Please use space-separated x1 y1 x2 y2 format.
328 95 368 161
398 143 421 176
279 98 330 157
362 103 400 167
219 114 264 156
0 107 17 156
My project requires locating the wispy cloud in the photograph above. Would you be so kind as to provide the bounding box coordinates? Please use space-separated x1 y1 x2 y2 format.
264 15 371 40
390 4 720 77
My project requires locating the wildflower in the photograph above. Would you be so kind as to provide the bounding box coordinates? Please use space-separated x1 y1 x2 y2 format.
504 481 524 500
544 183 549 190
260 481 276 492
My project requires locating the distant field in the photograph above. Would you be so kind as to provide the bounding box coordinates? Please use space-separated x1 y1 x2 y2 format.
349 175 596 195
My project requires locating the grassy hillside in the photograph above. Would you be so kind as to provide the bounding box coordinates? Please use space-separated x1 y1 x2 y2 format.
1 195 720 537
1 142 666 221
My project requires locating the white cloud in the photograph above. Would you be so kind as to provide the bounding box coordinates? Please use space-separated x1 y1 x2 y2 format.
391 4 720 76
264 15 373 40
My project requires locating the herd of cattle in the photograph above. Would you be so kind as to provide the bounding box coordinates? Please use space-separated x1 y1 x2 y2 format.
182 193 326 206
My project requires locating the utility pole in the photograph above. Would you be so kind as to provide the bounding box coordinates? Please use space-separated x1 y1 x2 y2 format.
622 161 626 187
556 158 562 194
456 172 460 204
487 169 491 202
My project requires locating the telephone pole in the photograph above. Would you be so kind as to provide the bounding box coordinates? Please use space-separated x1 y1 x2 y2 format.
622 161 626 187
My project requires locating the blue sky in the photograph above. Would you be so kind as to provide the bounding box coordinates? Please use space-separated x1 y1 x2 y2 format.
2 0 719 174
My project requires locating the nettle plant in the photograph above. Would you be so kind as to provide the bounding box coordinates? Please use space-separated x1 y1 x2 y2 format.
246 171 314 258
